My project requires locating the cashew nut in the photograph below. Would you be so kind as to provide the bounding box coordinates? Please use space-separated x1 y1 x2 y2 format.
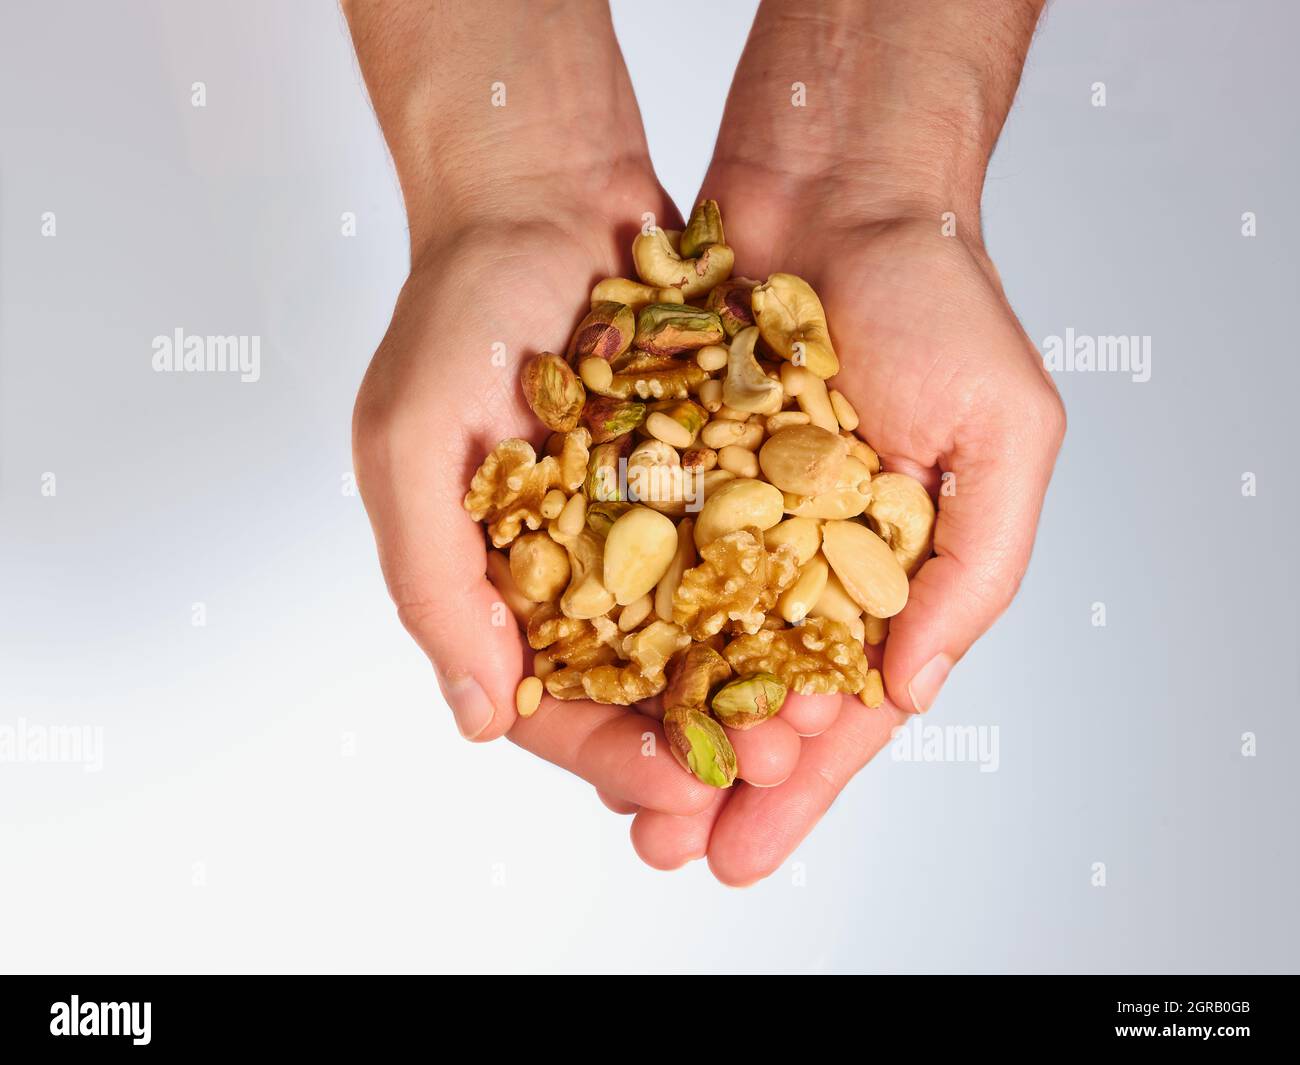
865 472 935 576
632 227 735 299
722 327 783 415
751 273 839 378
590 277 685 309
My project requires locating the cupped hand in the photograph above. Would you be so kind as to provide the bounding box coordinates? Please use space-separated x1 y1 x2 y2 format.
351 188 806 816
630 182 1066 884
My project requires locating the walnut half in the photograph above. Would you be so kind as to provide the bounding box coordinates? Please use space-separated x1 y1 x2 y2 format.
672 528 799 639
579 620 690 705
464 431 590 548
722 616 869 695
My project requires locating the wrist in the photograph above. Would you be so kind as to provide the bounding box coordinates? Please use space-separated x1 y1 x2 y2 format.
346 0 658 264
707 0 1041 231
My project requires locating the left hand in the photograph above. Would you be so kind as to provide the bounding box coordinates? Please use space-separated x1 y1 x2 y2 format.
628 178 1065 886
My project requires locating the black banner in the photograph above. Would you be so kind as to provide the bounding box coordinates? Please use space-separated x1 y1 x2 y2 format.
2 977 1291 1052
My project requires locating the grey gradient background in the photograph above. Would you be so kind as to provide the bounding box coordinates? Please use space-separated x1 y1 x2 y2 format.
1 0 1296 973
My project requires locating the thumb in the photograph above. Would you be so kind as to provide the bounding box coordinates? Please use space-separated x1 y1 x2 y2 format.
353 405 524 742
882 404 1065 713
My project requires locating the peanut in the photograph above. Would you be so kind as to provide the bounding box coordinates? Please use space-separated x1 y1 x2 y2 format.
509 532 571 602
759 424 849 496
694 477 784 549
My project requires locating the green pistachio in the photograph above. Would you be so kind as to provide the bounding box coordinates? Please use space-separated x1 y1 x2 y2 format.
679 199 725 258
663 706 737 789
584 437 632 502
663 644 732 713
705 277 758 338
634 305 724 357
520 352 585 432
567 301 635 364
585 501 634 538
580 396 647 443
710 672 787 730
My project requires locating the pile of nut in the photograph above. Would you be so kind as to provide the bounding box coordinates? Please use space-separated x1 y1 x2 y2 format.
464 201 936 788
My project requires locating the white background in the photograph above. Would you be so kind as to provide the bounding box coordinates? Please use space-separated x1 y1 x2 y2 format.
1 0 1296 973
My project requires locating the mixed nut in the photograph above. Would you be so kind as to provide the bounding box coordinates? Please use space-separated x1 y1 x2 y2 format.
463 201 937 788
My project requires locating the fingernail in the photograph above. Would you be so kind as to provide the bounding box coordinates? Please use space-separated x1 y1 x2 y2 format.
437 671 495 739
907 653 953 713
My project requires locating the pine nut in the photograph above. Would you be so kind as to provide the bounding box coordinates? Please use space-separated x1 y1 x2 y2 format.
516 676 544 717
696 345 729 372
698 379 723 411
556 492 586 536
541 488 567 519
829 389 859 431
717 445 758 478
579 356 613 392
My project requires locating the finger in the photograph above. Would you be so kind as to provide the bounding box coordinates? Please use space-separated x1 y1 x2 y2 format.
776 692 843 737
727 717 800 787
510 694 717 816
706 699 908 887
597 790 639 816
631 792 728 870
354 396 526 743
884 401 1064 712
